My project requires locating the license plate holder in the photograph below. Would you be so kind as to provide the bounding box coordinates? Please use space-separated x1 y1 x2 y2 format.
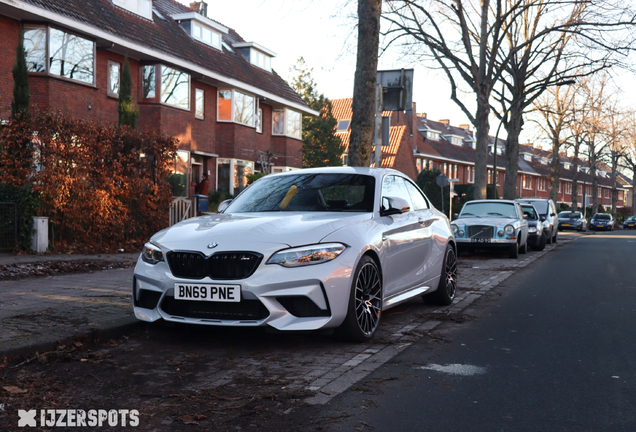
174 283 241 302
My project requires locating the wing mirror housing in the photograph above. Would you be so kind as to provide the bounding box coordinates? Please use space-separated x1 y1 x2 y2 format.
540 216 546 222
217 199 232 214
381 196 410 217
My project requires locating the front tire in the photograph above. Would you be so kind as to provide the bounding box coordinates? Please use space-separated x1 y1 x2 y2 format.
508 243 519 259
424 243 457 306
533 232 547 251
338 256 382 342
520 240 528 254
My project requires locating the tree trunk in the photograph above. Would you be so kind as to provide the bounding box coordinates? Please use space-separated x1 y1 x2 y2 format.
632 169 636 216
349 0 381 167
571 143 581 211
473 101 490 200
503 109 524 200
549 137 560 203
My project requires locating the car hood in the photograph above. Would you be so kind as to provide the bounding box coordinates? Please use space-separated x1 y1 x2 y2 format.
150 212 373 251
559 218 581 222
455 216 519 226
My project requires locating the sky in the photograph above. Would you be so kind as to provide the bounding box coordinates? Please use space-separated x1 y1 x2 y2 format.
175 0 473 126
175 0 635 147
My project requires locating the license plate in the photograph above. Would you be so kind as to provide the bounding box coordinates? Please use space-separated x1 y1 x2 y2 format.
471 238 491 243
629 224 634 227
174 283 241 302
562 224 570 227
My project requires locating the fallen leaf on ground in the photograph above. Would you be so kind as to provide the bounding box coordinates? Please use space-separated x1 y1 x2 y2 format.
3 386 28 394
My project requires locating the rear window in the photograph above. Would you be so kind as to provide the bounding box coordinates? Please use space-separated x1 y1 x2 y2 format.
520 200 548 214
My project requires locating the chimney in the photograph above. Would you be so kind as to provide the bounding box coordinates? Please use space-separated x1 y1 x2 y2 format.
459 124 471 131
418 112 427 119
439 119 450 125
190 1 208 17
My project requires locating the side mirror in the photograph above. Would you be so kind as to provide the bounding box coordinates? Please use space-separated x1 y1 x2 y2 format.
381 196 410 217
540 216 546 222
453 213 459 219
217 199 232 214
523 214 528 219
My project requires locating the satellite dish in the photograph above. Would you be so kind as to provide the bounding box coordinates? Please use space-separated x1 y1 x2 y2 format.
436 174 449 188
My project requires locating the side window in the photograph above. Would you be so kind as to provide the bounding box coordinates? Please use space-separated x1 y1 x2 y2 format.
403 179 430 210
382 175 412 212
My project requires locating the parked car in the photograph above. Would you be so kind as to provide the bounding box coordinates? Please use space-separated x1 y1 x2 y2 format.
452 200 528 258
515 198 558 244
623 216 636 229
589 213 614 231
520 204 546 251
133 167 457 342
558 211 587 232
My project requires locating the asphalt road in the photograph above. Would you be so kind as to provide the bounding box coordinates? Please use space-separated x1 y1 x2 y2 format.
312 231 636 432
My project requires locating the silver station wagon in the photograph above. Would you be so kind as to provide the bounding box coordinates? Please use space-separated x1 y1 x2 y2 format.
451 200 529 258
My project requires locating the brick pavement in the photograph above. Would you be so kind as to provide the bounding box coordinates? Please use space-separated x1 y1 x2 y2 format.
0 237 574 405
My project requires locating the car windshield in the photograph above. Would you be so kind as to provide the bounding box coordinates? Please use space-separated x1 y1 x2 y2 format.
519 200 548 215
459 202 518 219
559 212 581 219
521 205 538 220
225 173 376 213
594 214 611 220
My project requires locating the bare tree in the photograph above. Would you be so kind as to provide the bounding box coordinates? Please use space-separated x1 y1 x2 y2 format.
531 82 576 202
384 0 636 199
349 0 382 167
622 114 636 216
603 101 632 222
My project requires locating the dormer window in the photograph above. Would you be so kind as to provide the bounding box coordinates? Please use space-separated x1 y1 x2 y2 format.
113 0 153 20
192 22 221 49
563 162 571 170
173 11 228 51
426 130 440 141
522 153 533 162
233 43 275 72
444 134 463 146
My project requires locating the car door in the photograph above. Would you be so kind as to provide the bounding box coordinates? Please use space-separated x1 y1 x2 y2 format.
380 175 433 298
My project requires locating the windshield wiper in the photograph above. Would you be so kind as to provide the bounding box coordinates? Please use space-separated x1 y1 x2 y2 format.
486 212 507 216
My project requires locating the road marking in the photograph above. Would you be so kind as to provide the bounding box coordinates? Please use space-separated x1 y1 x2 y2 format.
418 363 487 376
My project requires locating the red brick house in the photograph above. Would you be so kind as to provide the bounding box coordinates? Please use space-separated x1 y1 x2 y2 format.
329 99 628 209
0 0 316 197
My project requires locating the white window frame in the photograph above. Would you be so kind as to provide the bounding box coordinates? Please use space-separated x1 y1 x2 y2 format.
566 182 572 195
272 108 302 139
108 61 120 97
217 89 258 128
160 65 190 110
191 21 222 50
250 49 271 71
523 175 533 190
256 108 263 133
195 88 204 119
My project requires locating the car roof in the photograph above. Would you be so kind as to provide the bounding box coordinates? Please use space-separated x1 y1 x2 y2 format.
266 166 406 180
464 199 518 204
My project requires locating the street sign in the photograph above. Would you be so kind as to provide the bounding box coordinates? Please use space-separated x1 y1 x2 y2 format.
436 174 449 188
376 69 414 111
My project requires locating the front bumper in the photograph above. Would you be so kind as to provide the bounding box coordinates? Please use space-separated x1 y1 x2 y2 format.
590 224 611 230
558 222 582 230
455 238 517 247
132 249 358 331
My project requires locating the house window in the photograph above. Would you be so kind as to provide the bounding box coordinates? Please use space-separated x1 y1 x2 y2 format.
343 154 349 166
598 187 602 198
272 109 302 139
217 158 254 195
416 159 422 172
24 26 46 72
251 49 271 71
112 0 152 20
566 182 572 195
217 89 257 127
195 88 204 119
467 167 474 184
559 181 562 193
169 150 190 197
523 175 532 190
161 66 190 109
256 108 263 133
538 178 546 191
49 28 94 84
453 164 458 179
426 131 440 140
24 26 95 85
142 65 156 98
336 120 350 132
191 22 221 49
108 61 120 96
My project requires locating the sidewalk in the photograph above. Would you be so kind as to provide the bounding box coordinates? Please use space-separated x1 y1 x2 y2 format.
0 253 139 356
0 236 574 359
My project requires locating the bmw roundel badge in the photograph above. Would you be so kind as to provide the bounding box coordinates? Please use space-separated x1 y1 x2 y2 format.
207 242 218 249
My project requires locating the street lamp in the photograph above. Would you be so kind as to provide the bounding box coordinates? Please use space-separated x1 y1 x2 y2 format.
491 80 576 195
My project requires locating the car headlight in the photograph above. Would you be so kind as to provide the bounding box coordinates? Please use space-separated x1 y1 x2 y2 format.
528 227 537 233
451 224 458 234
504 225 515 235
542 220 550 229
267 243 346 267
141 243 164 265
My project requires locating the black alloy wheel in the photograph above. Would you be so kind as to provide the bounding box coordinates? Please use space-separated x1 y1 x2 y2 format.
338 256 382 342
424 243 458 306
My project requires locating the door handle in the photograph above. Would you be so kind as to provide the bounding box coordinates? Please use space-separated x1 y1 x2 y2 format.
418 218 436 227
